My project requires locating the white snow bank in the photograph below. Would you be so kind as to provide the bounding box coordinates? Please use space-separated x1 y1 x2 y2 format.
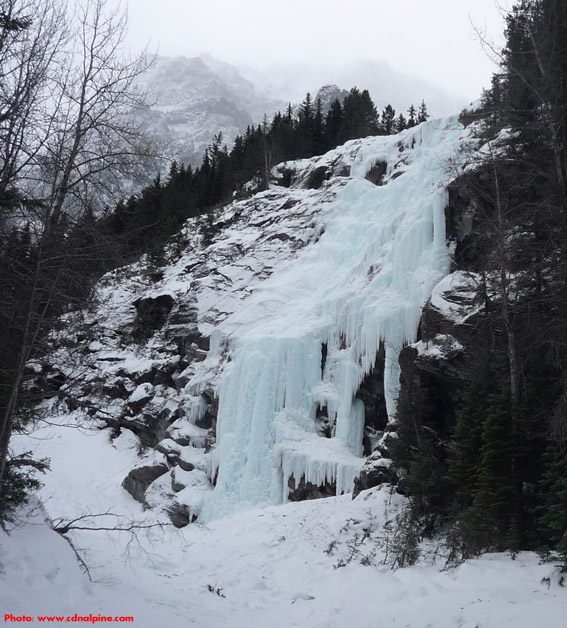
430 271 482 323
2 486 566 628
4 418 567 628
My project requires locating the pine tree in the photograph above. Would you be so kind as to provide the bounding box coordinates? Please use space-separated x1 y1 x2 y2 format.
407 105 418 127
381 105 396 135
474 392 517 545
325 98 343 150
340 88 379 141
447 366 497 510
312 98 325 155
297 92 314 157
541 443 567 561
417 100 429 123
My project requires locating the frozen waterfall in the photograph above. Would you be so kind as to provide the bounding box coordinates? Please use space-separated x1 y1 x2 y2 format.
200 117 465 521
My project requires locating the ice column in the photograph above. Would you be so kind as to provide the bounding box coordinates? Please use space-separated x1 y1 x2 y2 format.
200 117 464 521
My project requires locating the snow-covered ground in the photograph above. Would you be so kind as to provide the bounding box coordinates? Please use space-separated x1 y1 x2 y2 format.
2 416 567 628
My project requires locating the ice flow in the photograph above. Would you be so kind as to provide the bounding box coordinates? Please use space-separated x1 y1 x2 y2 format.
200 117 464 521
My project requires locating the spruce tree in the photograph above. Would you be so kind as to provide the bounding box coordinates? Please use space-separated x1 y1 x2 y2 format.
474 392 517 545
407 105 418 127
396 113 408 133
447 366 497 510
341 88 379 141
541 437 567 563
381 105 396 135
325 98 343 150
417 100 429 123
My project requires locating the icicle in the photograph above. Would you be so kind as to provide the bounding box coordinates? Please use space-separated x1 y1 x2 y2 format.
199 116 464 521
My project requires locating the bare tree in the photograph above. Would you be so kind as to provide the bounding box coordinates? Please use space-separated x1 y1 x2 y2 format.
37 0 156 220
0 0 67 197
0 0 158 507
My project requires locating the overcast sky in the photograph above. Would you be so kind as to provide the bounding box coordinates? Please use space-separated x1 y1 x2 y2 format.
124 0 514 101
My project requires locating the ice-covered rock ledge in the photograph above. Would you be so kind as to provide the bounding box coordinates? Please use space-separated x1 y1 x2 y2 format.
199 117 467 520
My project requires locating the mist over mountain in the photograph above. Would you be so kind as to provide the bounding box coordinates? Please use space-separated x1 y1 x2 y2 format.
133 55 465 168
241 59 467 117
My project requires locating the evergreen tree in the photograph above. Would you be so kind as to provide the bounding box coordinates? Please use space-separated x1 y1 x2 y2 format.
312 98 325 155
417 100 429 123
297 92 314 157
473 392 517 545
381 105 396 135
447 365 497 510
541 442 567 562
407 105 418 128
340 88 379 141
325 98 343 150
396 113 408 133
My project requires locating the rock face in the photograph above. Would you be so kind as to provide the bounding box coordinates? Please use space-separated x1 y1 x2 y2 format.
314 84 349 114
353 453 397 498
167 503 195 528
411 273 483 414
354 344 388 456
287 477 336 502
353 272 483 495
365 161 388 186
353 169 491 496
133 295 175 338
390 173 494 440
133 55 282 168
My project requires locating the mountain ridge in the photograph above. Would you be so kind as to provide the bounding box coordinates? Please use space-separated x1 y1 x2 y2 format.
133 54 465 169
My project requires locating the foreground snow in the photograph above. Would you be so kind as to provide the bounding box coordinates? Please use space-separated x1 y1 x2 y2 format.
2 420 566 627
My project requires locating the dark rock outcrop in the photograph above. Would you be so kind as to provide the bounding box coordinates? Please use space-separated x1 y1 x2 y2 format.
355 345 388 455
353 454 398 498
305 166 329 189
194 388 218 430
365 160 388 186
167 502 196 528
445 173 491 272
109 409 178 449
133 294 175 338
287 476 336 502
24 364 66 400
122 463 169 503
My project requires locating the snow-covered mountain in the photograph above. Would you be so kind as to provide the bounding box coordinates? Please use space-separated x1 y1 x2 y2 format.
133 55 283 166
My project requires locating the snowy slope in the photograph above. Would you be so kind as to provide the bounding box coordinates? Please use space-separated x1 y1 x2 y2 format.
2 424 567 628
